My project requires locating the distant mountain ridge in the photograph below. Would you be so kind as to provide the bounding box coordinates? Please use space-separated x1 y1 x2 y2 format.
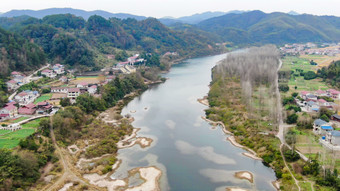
159 10 247 25
1 8 147 20
196 10 340 44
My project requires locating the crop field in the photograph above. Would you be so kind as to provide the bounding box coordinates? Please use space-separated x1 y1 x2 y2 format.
300 54 340 69
280 56 331 96
34 94 52 104
0 118 43 149
9 116 30 123
70 76 101 84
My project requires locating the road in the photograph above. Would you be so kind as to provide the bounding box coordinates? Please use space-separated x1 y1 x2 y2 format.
8 64 50 101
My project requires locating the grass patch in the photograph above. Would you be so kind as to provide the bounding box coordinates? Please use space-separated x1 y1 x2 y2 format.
21 118 45 129
34 94 52 104
0 128 36 149
299 181 313 191
0 129 11 135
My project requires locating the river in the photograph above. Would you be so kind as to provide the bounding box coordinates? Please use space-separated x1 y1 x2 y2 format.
112 53 277 191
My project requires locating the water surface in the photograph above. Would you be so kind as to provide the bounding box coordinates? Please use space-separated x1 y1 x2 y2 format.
112 53 277 191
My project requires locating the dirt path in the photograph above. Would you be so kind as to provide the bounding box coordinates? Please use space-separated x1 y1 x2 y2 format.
275 59 301 191
41 121 94 191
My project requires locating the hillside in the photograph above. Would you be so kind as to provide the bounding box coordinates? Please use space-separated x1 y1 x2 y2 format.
0 14 220 72
0 27 46 77
1 8 146 20
197 10 340 44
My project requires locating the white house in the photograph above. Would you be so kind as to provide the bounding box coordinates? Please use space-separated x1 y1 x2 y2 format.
326 131 340 146
6 80 18 90
0 103 18 119
14 91 40 106
67 88 80 99
77 82 88 88
41 69 57 78
51 87 68 93
88 85 97 95
52 64 65 74
313 119 328 134
306 101 319 112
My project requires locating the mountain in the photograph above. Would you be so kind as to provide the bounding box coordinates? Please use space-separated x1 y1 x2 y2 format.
159 10 246 26
197 10 340 45
288 11 300 15
0 14 220 72
1 8 146 20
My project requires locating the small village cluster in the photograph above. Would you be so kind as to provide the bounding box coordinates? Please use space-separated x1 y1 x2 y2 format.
280 42 340 56
113 54 143 74
1 55 145 122
298 89 340 150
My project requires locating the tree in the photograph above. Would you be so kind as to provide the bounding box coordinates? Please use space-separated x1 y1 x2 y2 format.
60 97 71 107
304 71 317 80
287 113 298 124
320 114 330 122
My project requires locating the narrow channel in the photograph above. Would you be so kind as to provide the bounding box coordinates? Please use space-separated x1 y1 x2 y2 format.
112 53 277 191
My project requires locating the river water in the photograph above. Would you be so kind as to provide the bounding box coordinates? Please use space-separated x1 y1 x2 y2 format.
112 53 277 191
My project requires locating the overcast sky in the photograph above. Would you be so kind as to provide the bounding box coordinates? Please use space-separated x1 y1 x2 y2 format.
1 0 340 18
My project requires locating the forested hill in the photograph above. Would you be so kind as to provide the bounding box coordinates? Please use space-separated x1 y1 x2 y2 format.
0 14 220 73
0 27 46 78
196 10 340 45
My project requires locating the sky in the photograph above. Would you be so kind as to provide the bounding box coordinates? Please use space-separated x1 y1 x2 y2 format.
1 0 340 18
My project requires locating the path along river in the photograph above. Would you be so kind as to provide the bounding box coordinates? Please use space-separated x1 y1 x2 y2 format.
111 53 277 191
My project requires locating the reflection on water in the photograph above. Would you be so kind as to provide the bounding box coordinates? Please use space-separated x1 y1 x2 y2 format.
112 53 277 191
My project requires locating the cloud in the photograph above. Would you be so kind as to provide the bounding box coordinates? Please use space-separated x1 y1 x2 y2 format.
165 120 176 130
175 140 236 165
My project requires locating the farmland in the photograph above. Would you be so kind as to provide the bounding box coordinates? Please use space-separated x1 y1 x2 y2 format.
0 118 45 149
280 56 331 96
34 94 52 104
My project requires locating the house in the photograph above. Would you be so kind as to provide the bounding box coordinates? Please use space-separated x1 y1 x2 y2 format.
36 102 53 114
14 90 39 106
328 89 340 100
41 69 57 78
300 91 309 99
51 87 68 93
326 131 340 146
6 80 18 90
106 76 115 82
0 103 18 119
317 99 330 107
67 88 80 99
18 103 37 115
315 90 327 97
128 54 139 65
313 119 328 133
77 82 88 88
331 114 340 122
306 101 319 112
116 61 129 68
59 76 68 83
306 94 318 102
88 85 97 94
319 125 334 135
52 64 65 74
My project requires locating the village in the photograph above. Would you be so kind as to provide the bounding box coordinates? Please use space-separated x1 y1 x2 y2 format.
296 89 340 150
280 42 340 56
0 54 147 132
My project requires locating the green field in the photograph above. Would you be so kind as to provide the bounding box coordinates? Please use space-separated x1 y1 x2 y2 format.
0 129 11 135
34 94 52 104
281 56 316 72
280 56 331 96
0 118 43 149
21 118 45 128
